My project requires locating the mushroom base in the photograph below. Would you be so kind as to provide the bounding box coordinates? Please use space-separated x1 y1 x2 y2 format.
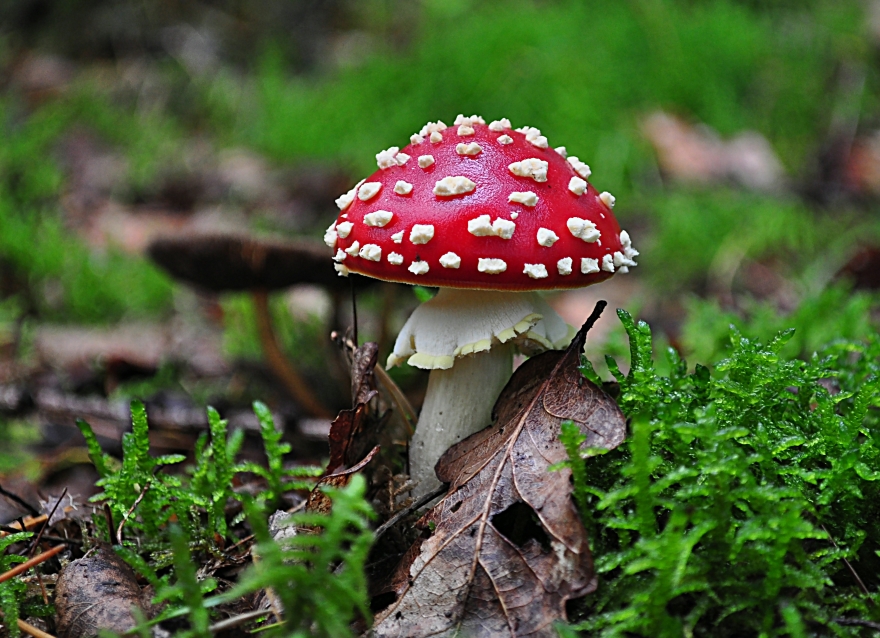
409 342 515 498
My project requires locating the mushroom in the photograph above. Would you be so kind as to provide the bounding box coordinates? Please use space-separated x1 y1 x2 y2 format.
148 232 373 419
327 115 638 496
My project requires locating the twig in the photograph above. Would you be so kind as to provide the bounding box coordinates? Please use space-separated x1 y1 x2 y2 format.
0 515 47 536
17 618 56 638
0 484 39 517
0 611 57 638
252 290 333 419
29 488 67 557
104 504 117 545
822 524 872 601
374 484 447 541
117 480 151 544
0 544 65 584
208 608 271 633
350 275 358 347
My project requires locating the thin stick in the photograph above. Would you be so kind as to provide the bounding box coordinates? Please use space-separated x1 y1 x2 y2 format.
104 504 117 545
29 488 67 557
0 545 65 584
0 610 57 638
117 481 151 544
17 618 56 638
374 484 447 541
350 276 358 347
252 290 333 419
208 608 271 633
822 524 872 601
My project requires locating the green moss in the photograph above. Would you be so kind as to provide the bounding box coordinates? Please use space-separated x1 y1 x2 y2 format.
562 310 880 636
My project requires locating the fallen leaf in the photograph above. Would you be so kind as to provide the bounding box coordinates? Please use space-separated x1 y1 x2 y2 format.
327 342 383 474
55 543 149 638
642 111 784 191
306 446 380 515
373 304 626 638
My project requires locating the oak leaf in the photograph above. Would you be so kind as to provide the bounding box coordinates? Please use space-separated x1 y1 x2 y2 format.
374 304 626 637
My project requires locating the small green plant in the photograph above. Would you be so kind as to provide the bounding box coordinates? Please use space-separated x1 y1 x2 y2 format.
0 531 33 638
77 400 372 634
233 475 375 638
561 310 880 637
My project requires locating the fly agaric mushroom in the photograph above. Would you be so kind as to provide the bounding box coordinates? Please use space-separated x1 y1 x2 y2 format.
327 115 638 496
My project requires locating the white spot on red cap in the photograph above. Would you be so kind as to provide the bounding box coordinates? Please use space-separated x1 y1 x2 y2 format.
335 263 349 276
510 212 518 219
396 152 410 166
430 131 443 144
523 263 548 279
334 179 364 210
363 210 393 227
508 158 548 182
581 258 599 274
391 231 404 244
599 191 616 208
554 146 567 158
408 260 429 275
454 114 485 126
601 254 615 272
376 146 400 170
333 248 346 262
567 156 591 179
324 222 338 248
478 258 507 274
359 244 382 261
439 252 461 269
468 215 515 239
557 257 573 275
345 240 361 256
418 155 435 169
497 134 513 145
457 125 475 136
509 191 538 207
358 182 382 201
620 230 639 265
410 133 424 145
536 227 558 247
488 118 511 131
419 121 447 136
567 217 600 242
388 252 404 265
394 180 413 195
515 126 549 149
456 142 482 156
410 224 435 244
336 221 354 238
568 176 587 196
613 250 637 269
434 176 476 196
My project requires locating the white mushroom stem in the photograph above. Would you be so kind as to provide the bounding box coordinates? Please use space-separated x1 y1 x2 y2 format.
409 342 515 497
389 288 572 499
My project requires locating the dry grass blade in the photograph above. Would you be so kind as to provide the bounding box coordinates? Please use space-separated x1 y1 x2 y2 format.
0 545 65 584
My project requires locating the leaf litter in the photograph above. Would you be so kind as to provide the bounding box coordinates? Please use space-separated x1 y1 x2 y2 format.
374 302 626 638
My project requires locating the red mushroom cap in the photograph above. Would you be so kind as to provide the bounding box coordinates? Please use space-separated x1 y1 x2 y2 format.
326 116 637 290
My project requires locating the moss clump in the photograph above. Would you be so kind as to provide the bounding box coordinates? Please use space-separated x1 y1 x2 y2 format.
562 310 880 637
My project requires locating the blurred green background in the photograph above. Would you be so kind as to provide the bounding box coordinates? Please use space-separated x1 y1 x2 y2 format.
1 0 879 470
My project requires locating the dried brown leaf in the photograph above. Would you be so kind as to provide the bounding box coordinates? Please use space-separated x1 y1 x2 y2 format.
373 307 626 638
327 342 382 474
306 446 380 515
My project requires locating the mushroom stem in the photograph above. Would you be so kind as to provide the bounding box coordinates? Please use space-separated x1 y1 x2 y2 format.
409 342 515 497
252 290 333 419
